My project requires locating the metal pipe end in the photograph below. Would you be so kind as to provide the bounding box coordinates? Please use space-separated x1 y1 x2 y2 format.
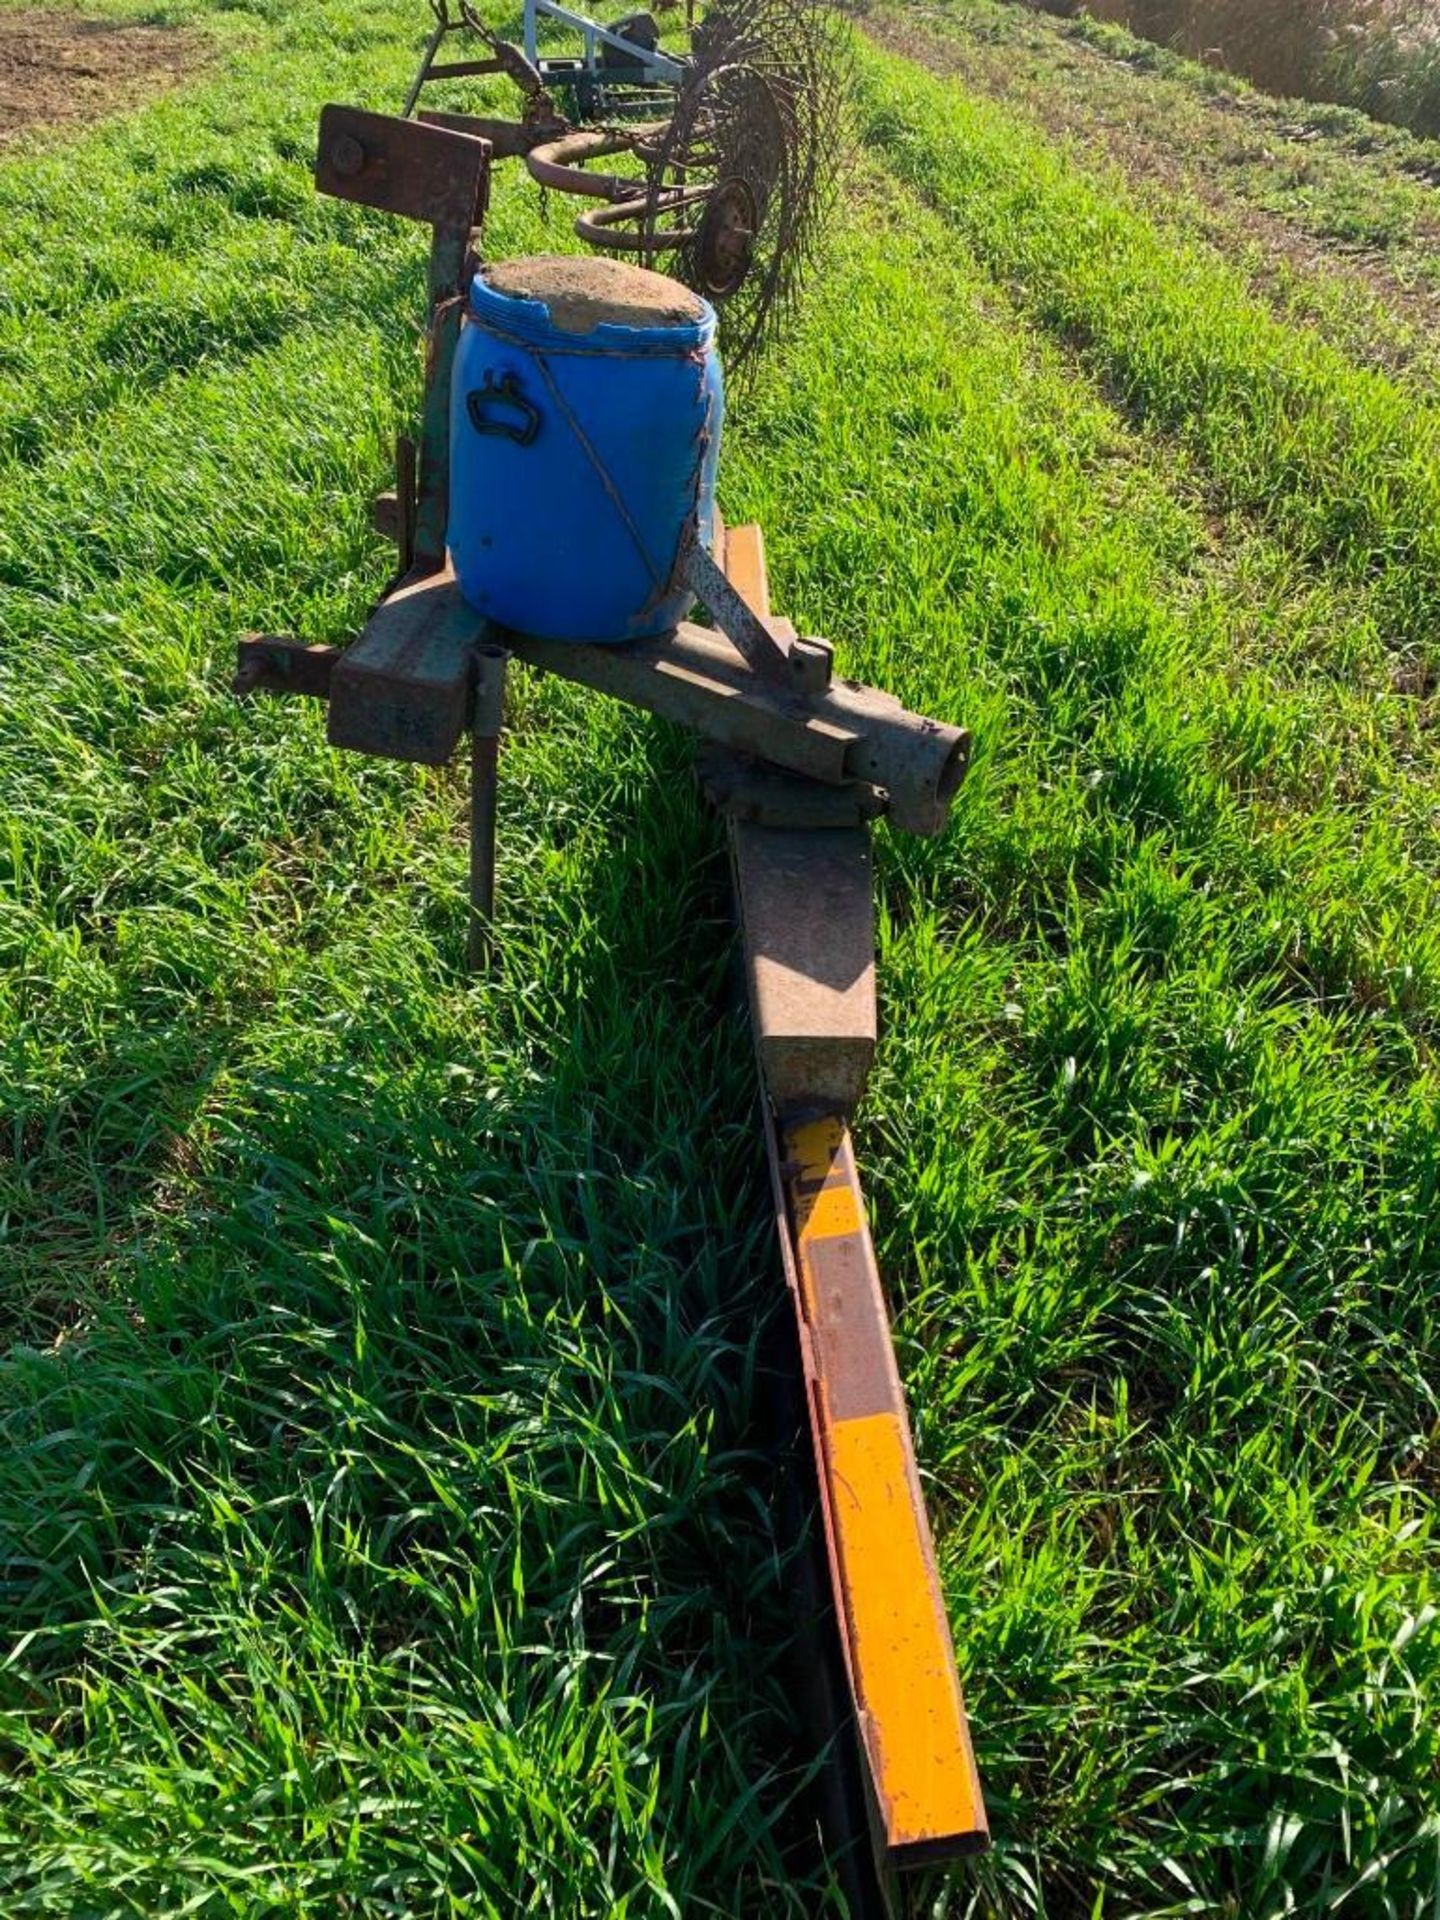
936 727 971 806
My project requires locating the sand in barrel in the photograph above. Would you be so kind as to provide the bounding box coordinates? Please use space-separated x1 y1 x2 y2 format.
481 254 703 333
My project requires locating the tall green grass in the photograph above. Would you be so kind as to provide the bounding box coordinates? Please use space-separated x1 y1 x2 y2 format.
0 6 840 1913
3 0 1440 1912
859 45 1440 646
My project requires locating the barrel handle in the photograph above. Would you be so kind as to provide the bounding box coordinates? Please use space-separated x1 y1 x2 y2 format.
465 371 541 448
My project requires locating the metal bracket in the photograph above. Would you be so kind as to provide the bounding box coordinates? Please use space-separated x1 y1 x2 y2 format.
697 745 884 830
684 540 835 694
315 104 491 229
524 0 688 88
233 637 340 701
321 568 475 763
732 822 876 1116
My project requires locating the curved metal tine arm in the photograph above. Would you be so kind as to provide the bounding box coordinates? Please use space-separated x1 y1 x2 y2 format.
573 190 704 251
525 125 658 199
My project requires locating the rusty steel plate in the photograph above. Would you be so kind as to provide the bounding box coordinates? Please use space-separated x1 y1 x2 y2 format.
328 563 483 765
731 822 876 1117
315 104 490 228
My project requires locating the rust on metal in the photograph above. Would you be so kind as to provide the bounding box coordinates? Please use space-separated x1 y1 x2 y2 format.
422 55 508 79
697 746 883 829
327 563 481 765
414 222 471 567
732 824 876 1116
832 689 970 836
507 616 964 829
315 104 490 229
525 124 657 202
238 571 964 830
233 637 340 701
638 0 851 369
508 619 854 781
312 111 487 567
684 538 800 685
418 108 568 162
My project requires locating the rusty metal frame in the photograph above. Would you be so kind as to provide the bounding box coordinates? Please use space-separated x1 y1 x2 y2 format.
316 104 490 231
233 110 987 1897
720 525 987 1892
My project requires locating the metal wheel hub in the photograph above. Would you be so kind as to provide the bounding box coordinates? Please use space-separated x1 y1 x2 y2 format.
695 177 756 296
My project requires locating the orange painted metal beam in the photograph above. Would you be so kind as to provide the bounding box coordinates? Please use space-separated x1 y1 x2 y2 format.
782 1115 987 1866
723 521 987 1878
722 519 771 621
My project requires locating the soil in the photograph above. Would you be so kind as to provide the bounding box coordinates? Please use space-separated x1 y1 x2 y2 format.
482 253 703 332
0 10 203 148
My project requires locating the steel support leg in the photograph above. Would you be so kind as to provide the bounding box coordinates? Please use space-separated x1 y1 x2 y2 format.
402 11 450 118
468 645 507 970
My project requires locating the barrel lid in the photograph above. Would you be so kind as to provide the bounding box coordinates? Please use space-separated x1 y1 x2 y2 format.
469 254 714 352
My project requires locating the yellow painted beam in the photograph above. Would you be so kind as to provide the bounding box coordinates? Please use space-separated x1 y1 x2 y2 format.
724 521 772 620
786 1115 987 1862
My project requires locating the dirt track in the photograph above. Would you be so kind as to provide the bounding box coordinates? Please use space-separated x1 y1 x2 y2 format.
0 10 202 146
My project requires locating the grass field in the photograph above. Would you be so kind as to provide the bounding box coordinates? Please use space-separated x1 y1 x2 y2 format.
3 0 1440 1912
1050 0 1440 143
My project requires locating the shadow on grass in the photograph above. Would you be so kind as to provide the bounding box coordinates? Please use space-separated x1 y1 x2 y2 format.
0 722 859 1910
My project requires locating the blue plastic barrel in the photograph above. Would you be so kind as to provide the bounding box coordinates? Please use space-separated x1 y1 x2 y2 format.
448 255 723 642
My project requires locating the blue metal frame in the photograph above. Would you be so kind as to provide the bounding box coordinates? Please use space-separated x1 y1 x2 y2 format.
522 0 689 88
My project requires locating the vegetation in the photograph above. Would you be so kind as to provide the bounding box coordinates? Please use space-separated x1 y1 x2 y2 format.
3 0 1440 1913
870 0 1440 382
1027 0 1440 140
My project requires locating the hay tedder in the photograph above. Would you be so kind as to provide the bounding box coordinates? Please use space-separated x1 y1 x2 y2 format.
234 2 988 1906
